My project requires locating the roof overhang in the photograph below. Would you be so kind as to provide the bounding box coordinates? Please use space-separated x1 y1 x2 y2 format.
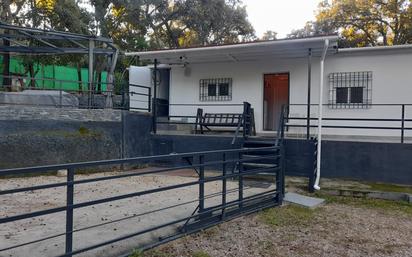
337 44 412 56
126 35 338 64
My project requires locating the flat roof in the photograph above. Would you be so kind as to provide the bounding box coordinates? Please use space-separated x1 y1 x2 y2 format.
126 35 339 64
337 44 412 55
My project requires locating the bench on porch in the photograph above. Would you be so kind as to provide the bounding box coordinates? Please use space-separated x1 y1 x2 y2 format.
195 102 256 137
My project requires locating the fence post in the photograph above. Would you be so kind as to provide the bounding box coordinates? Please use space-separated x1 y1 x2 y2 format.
221 153 227 220
198 155 205 216
238 152 243 209
152 59 158 134
195 108 203 134
242 102 251 137
306 48 312 140
65 168 75 257
401 104 405 144
148 86 152 113
280 145 286 201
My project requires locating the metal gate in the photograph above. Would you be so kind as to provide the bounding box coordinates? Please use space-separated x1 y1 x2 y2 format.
0 146 284 257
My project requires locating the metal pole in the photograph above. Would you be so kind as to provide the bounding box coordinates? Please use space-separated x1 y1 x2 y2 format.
401 104 405 143
222 153 227 220
306 48 312 140
238 152 243 209
148 87 152 112
88 40 94 109
280 146 285 201
315 39 329 191
152 59 158 133
65 168 75 257
199 155 205 215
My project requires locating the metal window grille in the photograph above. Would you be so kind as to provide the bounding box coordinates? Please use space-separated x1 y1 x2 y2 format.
200 78 232 101
328 71 372 109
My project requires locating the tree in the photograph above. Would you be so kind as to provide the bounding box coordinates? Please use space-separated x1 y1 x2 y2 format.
287 0 412 47
180 0 255 46
143 0 255 48
18 0 93 88
0 0 26 89
315 0 412 47
261 30 277 41
287 21 331 38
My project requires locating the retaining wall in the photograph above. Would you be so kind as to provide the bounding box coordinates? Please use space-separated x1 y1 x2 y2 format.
0 106 152 169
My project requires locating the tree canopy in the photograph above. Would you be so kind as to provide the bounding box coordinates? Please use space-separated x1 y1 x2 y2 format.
1 0 255 86
289 0 412 47
4 0 412 83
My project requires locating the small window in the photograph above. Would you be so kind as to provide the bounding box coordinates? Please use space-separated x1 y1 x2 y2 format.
208 84 217 96
219 83 229 96
350 87 363 103
336 88 348 104
329 71 372 108
200 78 232 101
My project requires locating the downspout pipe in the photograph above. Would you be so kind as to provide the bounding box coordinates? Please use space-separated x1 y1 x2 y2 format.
314 39 330 191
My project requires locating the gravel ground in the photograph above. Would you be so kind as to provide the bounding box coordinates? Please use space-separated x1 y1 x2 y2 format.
142 198 412 257
2 172 412 257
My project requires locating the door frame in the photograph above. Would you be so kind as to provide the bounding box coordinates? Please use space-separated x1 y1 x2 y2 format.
262 72 290 131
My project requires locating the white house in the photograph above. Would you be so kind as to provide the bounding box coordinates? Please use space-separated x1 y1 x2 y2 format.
126 35 412 140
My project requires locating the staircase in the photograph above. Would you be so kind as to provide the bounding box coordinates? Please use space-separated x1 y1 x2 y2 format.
239 104 286 182
241 138 280 182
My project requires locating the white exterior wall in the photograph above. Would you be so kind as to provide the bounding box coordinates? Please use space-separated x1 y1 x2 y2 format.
168 50 412 138
129 66 170 112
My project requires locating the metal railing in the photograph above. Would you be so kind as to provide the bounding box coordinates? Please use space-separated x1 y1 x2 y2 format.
128 84 152 112
284 103 412 143
0 74 151 111
154 101 255 142
0 146 284 257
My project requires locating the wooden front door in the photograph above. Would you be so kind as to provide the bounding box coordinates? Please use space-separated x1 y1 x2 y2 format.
263 73 289 131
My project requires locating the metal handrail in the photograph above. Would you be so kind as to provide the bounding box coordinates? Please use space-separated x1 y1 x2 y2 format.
284 103 412 143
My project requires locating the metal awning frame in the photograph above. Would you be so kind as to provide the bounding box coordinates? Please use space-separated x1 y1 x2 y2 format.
0 22 116 55
0 23 119 107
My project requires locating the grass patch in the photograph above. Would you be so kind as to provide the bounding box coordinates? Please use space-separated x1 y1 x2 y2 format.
367 182 412 194
259 204 316 227
129 249 144 257
315 192 412 216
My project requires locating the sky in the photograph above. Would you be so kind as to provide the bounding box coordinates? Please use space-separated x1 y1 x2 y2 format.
242 0 321 39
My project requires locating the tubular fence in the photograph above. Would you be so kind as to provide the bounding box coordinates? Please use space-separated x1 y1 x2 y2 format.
285 103 412 143
0 75 151 111
0 146 284 257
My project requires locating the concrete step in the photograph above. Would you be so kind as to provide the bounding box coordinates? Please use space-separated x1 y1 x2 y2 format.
284 192 325 208
243 162 278 169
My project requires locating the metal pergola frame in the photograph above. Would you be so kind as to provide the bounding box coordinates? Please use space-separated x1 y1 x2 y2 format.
0 22 119 107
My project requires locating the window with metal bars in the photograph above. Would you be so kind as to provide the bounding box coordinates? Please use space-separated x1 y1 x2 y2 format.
200 78 232 101
328 71 372 109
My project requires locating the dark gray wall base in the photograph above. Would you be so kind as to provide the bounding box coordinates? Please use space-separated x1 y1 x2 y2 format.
321 140 412 185
284 139 316 177
0 111 152 169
